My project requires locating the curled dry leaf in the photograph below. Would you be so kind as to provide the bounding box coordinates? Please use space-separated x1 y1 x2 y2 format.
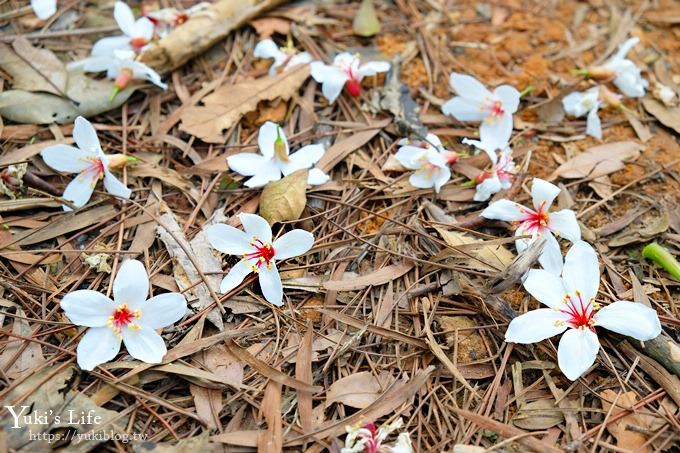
259 169 308 225
550 141 643 180
179 64 310 143
325 371 396 409
0 38 67 95
353 0 381 37
435 228 514 272
323 261 414 291
642 98 680 134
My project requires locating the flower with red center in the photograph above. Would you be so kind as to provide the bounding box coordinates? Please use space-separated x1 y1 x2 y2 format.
143 2 209 37
395 133 452 193
254 38 312 76
60 259 187 370
462 137 516 202
206 213 314 307
505 241 661 381
480 177 580 274
91 2 154 57
342 418 412 453
40 116 131 211
442 73 520 151
310 52 390 104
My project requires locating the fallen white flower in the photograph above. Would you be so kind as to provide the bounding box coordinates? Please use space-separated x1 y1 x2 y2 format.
506 241 661 380
60 259 187 370
31 0 56 19
462 137 515 202
206 213 314 306
254 38 312 76
40 116 131 211
395 134 453 193
562 87 603 139
310 52 390 103
92 1 154 56
227 121 329 187
442 73 520 151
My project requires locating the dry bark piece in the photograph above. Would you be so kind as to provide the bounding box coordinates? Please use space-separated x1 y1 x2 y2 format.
139 0 286 74
179 64 309 143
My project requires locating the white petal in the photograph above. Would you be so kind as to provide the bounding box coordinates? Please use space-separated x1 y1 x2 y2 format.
114 1 136 36
273 230 314 260
73 116 101 153
356 61 390 78
548 209 581 242
140 293 187 329
258 121 286 158
531 178 560 211
254 39 282 60
586 107 602 139
432 166 451 193
286 52 313 70
409 171 435 190
103 168 131 199
479 112 512 151
259 264 283 306
219 260 252 293
505 309 570 343
128 61 167 89
311 63 348 103
523 269 567 309
481 199 527 221
76 327 122 371
281 144 325 175
395 146 425 170
307 168 330 185
424 133 442 149
449 73 492 101
92 36 132 56
562 91 589 117
441 97 488 122
611 37 639 62
473 176 501 201
239 213 272 243
41 145 94 173
558 328 600 381
61 290 115 327
69 56 114 73
494 85 521 113
131 17 154 41
594 301 661 340
113 259 149 308
614 72 646 98
538 232 564 276
227 153 271 176
62 171 98 210
562 241 599 301
243 160 282 188
31 0 56 19
205 223 252 255
122 324 167 364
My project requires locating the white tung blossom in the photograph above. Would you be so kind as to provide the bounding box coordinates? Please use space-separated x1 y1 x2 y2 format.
462 137 515 202
506 241 661 381
442 73 520 151
481 178 581 275
562 87 604 140
206 213 314 307
31 0 56 20
92 2 154 56
40 116 131 211
395 134 454 193
60 259 187 371
68 49 167 91
254 39 312 76
598 37 648 98
342 418 413 453
310 52 390 103
227 121 329 187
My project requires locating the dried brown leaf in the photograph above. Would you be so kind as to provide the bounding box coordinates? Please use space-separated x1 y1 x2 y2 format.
550 141 643 179
642 98 680 134
259 169 308 224
323 261 413 291
325 371 396 409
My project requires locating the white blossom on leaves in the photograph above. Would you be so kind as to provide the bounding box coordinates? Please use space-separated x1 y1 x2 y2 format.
562 87 604 139
342 419 413 453
442 73 520 151
506 241 661 380
60 259 187 371
597 37 648 98
227 121 329 187
92 2 154 56
254 38 312 76
462 137 515 202
395 134 454 193
310 52 390 103
31 0 56 19
481 178 581 274
206 213 314 307
40 116 131 211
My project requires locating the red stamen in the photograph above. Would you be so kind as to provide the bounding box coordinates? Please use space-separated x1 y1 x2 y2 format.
345 78 361 97
489 100 504 117
244 239 276 270
112 305 134 329
559 292 596 330
521 204 550 234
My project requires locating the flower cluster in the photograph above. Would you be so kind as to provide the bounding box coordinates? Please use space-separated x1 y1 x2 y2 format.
69 2 167 98
564 37 648 138
342 419 412 453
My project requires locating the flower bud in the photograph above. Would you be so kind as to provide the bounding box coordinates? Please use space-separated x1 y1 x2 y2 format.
107 154 138 170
